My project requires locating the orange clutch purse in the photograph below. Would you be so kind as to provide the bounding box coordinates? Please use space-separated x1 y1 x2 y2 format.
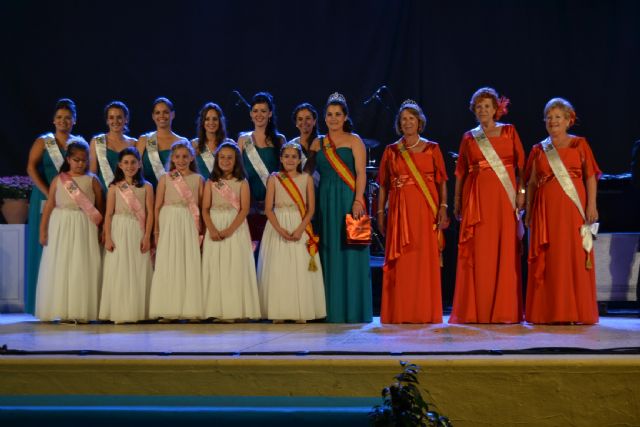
345 214 371 245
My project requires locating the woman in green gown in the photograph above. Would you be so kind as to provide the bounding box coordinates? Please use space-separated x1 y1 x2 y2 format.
191 102 235 180
25 99 78 314
136 97 186 189
309 93 372 323
237 92 286 241
89 101 136 191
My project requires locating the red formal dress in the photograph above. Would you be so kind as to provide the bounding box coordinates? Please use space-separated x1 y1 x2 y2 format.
379 140 447 323
525 137 601 324
450 124 525 323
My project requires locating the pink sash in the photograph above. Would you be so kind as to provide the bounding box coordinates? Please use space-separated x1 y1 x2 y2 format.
59 173 102 226
168 170 200 232
117 182 146 232
212 180 241 211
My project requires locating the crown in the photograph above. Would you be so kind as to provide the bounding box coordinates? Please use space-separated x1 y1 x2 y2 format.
327 92 347 104
400 99 421 109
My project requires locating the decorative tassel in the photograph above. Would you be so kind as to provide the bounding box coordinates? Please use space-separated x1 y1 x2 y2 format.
308 256 318 272
586 252 592 270
439 252 443 268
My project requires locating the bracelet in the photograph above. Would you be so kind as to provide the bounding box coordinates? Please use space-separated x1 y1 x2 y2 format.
353 200 365 207
377 209 385 214
440 203 448 208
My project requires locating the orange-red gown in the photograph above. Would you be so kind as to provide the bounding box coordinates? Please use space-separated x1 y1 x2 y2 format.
379 140 447 323
525 137 601 324
449 124 525 324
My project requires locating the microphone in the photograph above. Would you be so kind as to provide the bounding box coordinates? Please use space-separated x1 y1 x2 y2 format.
363 85 387 105
232 90 251 109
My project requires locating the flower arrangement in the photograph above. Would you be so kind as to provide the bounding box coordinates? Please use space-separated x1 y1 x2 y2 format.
0 175 33 200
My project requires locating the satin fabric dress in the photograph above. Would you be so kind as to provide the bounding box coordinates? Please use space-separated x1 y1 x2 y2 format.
316 145 372 323
379 141 447 323
25 139 65 314
242 140 279 241
142 149 171 189
525 137 601 324
450 124 525 324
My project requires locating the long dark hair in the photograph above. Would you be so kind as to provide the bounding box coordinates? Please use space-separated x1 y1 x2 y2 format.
196 102 227 154
60 138 90 173
291 102 318 153
54 98 77 120
104 100 130 133
152 97 174 112
324 97 354 133
251 92 282 150
210 141 246 182
111 147 145 188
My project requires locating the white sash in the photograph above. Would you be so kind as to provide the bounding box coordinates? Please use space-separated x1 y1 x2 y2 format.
541 137 599 256
289 137 308 167
94 134 115 186
243 132 270 188
145 132 166 180
471 126 516 209
43 133 64 172
197 138 215 174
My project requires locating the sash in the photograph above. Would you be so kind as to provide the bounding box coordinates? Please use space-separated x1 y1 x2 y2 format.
195 138 215 174
145 132 166 180
212 180 241 211
471 126 524 239
321 135 356 192
168 170 200 233
243 133 270 188
289 137 308 168
43 133 64 172
117 182 146 232
397 139 444 264
541 137 599 268
94 134 115 186
276 172 319 272
58 173 102 226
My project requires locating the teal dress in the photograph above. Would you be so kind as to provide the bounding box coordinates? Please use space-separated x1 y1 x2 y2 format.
142 149 171 189
196 154 213 180
25 145 65 314
243 146 278 203
316 145 372 323
96 148 120 191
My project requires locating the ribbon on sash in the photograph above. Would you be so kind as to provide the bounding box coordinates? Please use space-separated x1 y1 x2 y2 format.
321 135 356 192
276 172 319 271
541 137 598 269
243 132 270 189
146 132 166 181
43 133 64 172
94 134 115 186
58 173 102 226
117 182 146 232
168 170 200 233
470 126 524 240
212 180 241 211
396 139 445 266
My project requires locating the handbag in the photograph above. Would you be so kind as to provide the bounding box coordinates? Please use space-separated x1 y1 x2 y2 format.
345 214 372 245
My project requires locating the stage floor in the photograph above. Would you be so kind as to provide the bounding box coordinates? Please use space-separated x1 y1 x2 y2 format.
1 313 639 355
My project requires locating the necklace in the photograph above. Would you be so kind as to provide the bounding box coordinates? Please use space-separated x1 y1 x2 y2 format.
405 138 421 150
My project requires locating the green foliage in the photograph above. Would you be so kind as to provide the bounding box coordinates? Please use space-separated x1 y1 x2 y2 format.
0 175 32 199
369 361 452 427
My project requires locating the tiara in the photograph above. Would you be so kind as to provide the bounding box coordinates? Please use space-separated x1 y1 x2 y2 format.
282 141 302 151
400 99 421 109
327 92 347 104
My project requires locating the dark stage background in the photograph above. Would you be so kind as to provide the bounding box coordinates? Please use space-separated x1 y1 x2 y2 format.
1 0 639 303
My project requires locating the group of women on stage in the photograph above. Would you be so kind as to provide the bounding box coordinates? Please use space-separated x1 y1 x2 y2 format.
26 93 371 324
25 87 600 325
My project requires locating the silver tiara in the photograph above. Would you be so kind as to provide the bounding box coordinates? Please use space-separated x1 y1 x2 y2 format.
327 92 347 104
400 99 421 109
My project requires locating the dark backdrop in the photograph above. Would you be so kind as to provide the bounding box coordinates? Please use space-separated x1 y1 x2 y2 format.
2 0 639 303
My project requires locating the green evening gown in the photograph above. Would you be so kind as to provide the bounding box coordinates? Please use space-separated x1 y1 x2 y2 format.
142 149 171 189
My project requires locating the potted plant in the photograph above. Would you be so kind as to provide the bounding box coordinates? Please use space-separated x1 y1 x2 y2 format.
0 175 32 224
369 361 452 427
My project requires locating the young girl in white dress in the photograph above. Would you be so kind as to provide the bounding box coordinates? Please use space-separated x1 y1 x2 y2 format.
148 140 204 321
99 147 154 323
36 138 104 322
257 142 326 323
201 142 261 322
